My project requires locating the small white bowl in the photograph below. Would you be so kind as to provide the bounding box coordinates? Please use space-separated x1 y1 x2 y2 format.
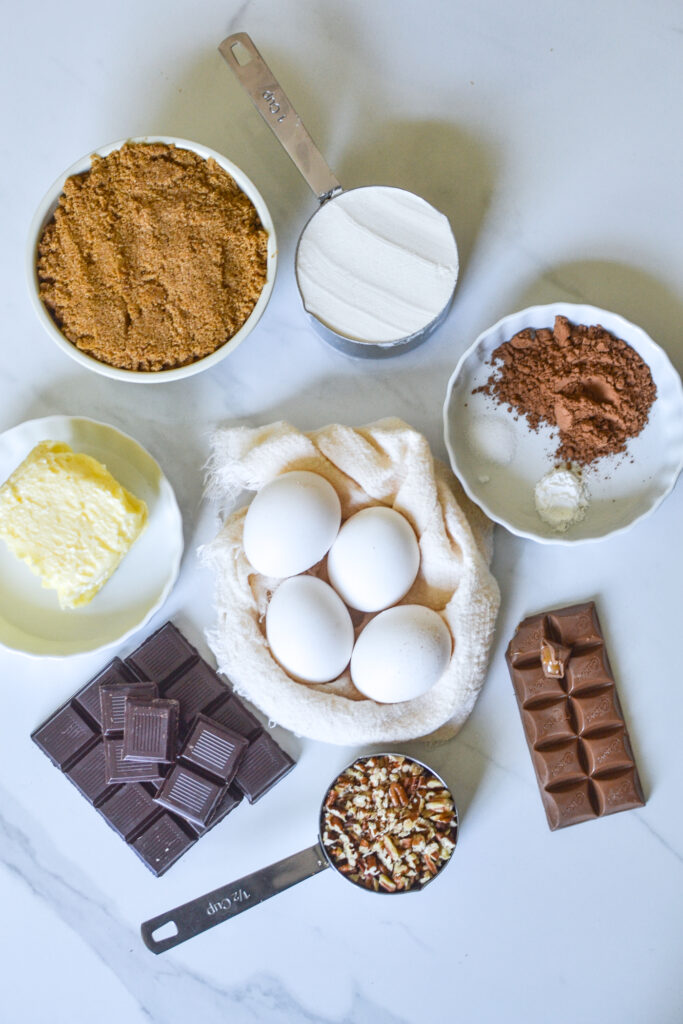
27 136 278 383
0 416 183 657
443 302 683 544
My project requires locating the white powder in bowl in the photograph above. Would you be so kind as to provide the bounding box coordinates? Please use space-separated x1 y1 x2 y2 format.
295 186 459 343
534 467 589 532
467 415 517 466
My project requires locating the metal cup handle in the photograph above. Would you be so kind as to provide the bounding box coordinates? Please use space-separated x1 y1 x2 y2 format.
219 32 342 203
140 842 329 954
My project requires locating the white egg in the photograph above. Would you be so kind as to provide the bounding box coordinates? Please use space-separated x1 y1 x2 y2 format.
327 506 420 612
266 575 355 683
243 471 341 578
350 605 452 703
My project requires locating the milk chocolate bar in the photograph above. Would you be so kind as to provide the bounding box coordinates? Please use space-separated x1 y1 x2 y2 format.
32 621 296 875
506 601 645 830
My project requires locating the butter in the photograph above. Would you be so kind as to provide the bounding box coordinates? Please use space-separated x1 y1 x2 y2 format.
0 441 147 609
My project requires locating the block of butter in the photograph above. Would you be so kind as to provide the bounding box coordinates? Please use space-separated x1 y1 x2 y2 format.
0 441 147 609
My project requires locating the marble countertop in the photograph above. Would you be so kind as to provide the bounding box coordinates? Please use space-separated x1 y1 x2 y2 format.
1 1 682 1022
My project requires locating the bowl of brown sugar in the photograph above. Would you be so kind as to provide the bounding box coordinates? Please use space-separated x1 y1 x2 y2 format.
27 137 277 381
443 302 683 543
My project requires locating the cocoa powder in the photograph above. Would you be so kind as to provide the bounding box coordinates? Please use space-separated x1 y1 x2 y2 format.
475 315 657 465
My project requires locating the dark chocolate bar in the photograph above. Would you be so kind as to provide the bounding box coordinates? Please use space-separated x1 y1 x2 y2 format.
122 698 179 763
180 714 248 785
506 601 645 830
31 620 296 876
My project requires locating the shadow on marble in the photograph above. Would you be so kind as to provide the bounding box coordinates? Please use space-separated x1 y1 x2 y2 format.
515 258 683 375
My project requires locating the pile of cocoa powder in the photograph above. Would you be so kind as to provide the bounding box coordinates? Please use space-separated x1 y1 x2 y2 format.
475 315 657 464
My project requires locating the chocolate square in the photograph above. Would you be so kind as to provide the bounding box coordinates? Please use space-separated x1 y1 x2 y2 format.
180 714 248 784
234 732 295 804
154 764 224 826
122 698 178 763
509 664 566 706
33 705 96 769
164 661 226 731
532 740 585 788
131 814 196 877
99 783 161 841
523 699 575 747
74 658 137 729
66 741 114 806
104 739 166 784
210 695 262 741
126 622 197 684
100 680 158 736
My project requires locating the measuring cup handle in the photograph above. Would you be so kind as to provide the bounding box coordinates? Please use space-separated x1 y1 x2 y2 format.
219 32 343 202
140 842 329 954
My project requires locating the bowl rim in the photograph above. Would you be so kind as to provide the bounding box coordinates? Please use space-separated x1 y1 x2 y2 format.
26 135 278 383
442 301 683 545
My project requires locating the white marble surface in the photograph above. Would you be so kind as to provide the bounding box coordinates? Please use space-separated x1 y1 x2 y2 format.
2 1 682 1021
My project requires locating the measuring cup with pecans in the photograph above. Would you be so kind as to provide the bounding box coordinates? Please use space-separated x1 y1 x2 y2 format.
141 753 458 953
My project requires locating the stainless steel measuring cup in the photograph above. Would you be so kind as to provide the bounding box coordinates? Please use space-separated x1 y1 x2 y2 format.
140 753 458 954
219 33 459 358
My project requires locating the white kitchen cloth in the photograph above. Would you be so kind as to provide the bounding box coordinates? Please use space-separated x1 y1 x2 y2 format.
201 418 500 744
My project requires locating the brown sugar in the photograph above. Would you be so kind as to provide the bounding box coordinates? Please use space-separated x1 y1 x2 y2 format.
475 315 657 465
37 142 269 371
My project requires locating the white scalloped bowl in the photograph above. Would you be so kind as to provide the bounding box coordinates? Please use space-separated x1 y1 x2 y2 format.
27 136 277 382
443 302 683 544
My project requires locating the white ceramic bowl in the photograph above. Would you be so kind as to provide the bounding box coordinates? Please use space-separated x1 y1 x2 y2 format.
27 136 278 382
443 302 683 544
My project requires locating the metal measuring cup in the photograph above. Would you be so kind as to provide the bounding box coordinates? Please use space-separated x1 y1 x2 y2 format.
140 753 458 954
219 33 459 358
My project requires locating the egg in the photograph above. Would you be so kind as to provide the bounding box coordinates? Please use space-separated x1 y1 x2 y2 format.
350 605 452 703
266 575 355 683
327 506 420 612
243 471 341 578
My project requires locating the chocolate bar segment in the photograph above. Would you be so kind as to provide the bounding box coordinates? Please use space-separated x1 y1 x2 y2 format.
210 695 262 741
180 714 248 784
100 681 158 736
74 658 137 729
234 732 295 803
104 739 166 785
66 740 114 805
122 698 179 763
131 814 196 876
125 621 197 684
33 705 96 769
99 783 161 841
154 764 223 826
164 661 226 732
505 601 645 830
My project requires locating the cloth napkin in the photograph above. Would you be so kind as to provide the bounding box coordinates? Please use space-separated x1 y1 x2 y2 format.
201 418 500 744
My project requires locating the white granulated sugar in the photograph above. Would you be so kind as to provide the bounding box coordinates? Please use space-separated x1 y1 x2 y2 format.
467 415 517 466
295 186 458 343
534 467 589 532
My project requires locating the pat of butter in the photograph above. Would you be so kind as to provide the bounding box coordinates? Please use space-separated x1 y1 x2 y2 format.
0 440 147 609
